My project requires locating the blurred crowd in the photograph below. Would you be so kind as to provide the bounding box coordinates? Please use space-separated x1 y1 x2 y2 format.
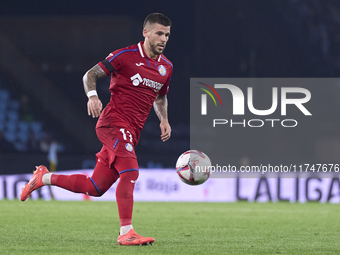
0 87 61 154
283 0 340 75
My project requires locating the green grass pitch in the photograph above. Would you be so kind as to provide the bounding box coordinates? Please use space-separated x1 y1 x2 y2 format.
1 200 339 254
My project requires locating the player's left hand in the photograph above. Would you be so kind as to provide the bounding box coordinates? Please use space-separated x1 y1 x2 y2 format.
160 119 171 142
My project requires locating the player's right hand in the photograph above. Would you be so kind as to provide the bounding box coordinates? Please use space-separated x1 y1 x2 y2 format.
87 96 102 118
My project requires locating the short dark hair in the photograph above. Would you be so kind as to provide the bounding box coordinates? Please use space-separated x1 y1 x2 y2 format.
143 13 171 28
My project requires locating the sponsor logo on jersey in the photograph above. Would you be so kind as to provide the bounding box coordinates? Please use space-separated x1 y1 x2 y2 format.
142 78 163 91
158 65 166 76
125 143 133 152
130 73 164 92
130 73 143 86
136 62 144 66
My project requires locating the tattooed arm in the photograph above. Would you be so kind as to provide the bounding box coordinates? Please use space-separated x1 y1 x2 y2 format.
153 94 171 142
83 64 107 118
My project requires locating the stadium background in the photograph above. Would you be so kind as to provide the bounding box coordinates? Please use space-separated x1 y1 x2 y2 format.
1 0 340 174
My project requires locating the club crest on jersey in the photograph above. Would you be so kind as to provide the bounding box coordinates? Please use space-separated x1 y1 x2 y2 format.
158 65 166 76
125 143 133 152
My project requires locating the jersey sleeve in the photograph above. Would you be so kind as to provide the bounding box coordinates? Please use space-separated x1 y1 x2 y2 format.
98 49 124 76
158 65 173 96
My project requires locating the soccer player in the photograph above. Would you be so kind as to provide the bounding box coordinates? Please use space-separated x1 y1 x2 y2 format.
20 13 173 246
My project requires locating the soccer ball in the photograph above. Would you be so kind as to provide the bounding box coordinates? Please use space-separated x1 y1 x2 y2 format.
175 150 211 185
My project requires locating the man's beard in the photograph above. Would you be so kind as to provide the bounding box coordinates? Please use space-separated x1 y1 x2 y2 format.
150 43 165 56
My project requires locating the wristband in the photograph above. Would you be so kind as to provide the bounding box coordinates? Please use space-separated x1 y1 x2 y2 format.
87 90 98 98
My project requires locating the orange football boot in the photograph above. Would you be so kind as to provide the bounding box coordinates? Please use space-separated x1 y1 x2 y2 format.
117 229 154 246
20 165 49 201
